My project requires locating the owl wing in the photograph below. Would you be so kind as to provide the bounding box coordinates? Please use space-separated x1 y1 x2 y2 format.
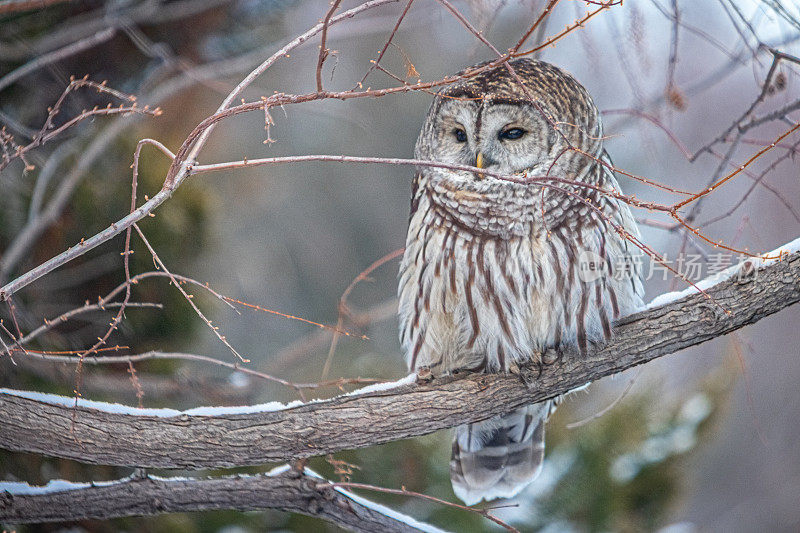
600 150 646 308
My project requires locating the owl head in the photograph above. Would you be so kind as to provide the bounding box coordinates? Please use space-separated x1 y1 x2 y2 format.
415 58 603 189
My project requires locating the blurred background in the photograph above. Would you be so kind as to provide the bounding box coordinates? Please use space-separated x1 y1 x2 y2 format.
1 0 799 531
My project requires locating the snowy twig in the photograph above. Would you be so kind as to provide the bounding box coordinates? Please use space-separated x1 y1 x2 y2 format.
0 467 444 532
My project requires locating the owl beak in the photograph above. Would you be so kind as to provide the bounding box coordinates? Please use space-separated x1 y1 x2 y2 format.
475 152 485 180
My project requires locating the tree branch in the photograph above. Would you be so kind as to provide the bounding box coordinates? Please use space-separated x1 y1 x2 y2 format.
1 238 797 470
0 468 442 532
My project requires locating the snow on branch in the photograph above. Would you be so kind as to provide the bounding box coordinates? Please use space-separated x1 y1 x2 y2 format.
0 466 445 532
0 239 798 474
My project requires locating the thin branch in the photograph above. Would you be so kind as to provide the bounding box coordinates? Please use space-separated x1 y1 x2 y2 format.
513 1 622 57
182 0 401 178
269 298 397 373
0 22 341 282
0 162 189 300
700 137 800 226
0 78 161 173
511 0 560 53
3 301 162 353
604 108 800 224
565 368 642 429
0 28 117 93
673 122 800 210
316 0 344 93
189 155 672 212
133 224 247 363
321 247 404 380
12 349 381 391
690 46 800 161
357 0 415 87
329 482 519 532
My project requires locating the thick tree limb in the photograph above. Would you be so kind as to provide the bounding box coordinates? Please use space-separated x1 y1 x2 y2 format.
0 468 442 532
0 239 797 470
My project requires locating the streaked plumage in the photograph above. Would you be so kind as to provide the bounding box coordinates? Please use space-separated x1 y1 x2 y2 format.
398 58 644 505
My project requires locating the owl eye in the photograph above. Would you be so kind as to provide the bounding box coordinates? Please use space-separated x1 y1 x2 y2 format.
453 128 468 143
499 127 526 140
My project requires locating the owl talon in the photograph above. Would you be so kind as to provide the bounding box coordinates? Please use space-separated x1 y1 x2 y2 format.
416 367 433 382
518 368 537 390
542 349 562 366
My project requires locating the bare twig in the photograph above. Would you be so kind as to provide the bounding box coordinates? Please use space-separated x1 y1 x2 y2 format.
673 122 800 210
0 28 117 93
133 224 247 363
566 368 643 429
0 78 162 173
316 0 344 93
321 248 404 380
690 47 800 161
328 482 519 532
357 0 416 87
12 348 382 392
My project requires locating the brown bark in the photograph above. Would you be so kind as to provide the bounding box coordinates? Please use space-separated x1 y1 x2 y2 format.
0 470 429 532
1 251 797 469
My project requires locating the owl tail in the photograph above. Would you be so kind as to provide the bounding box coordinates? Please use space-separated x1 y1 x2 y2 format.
450 402 553 506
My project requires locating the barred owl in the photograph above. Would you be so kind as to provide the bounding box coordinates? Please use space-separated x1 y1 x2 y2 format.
398 58 644 505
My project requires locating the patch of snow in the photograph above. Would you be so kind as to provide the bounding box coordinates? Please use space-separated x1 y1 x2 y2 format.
678 394 712 425
0 388 182 417
265 464 292 477
0 387 311 418
2 467 292 497
333 487 450 533
148 475 193 482
537 521 581 533
0 478 121 495
303 467 450 533
570 382 591 394
643 236 800 311
182 401 306 416
343 373 418 397
1 373 423 419
657 521 698 533
217 526 249 533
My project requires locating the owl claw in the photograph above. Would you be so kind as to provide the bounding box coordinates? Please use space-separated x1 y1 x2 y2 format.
542 349 562 366
505 360 538 389
521 350 544 379
519 367 537 390
416 367 433 382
